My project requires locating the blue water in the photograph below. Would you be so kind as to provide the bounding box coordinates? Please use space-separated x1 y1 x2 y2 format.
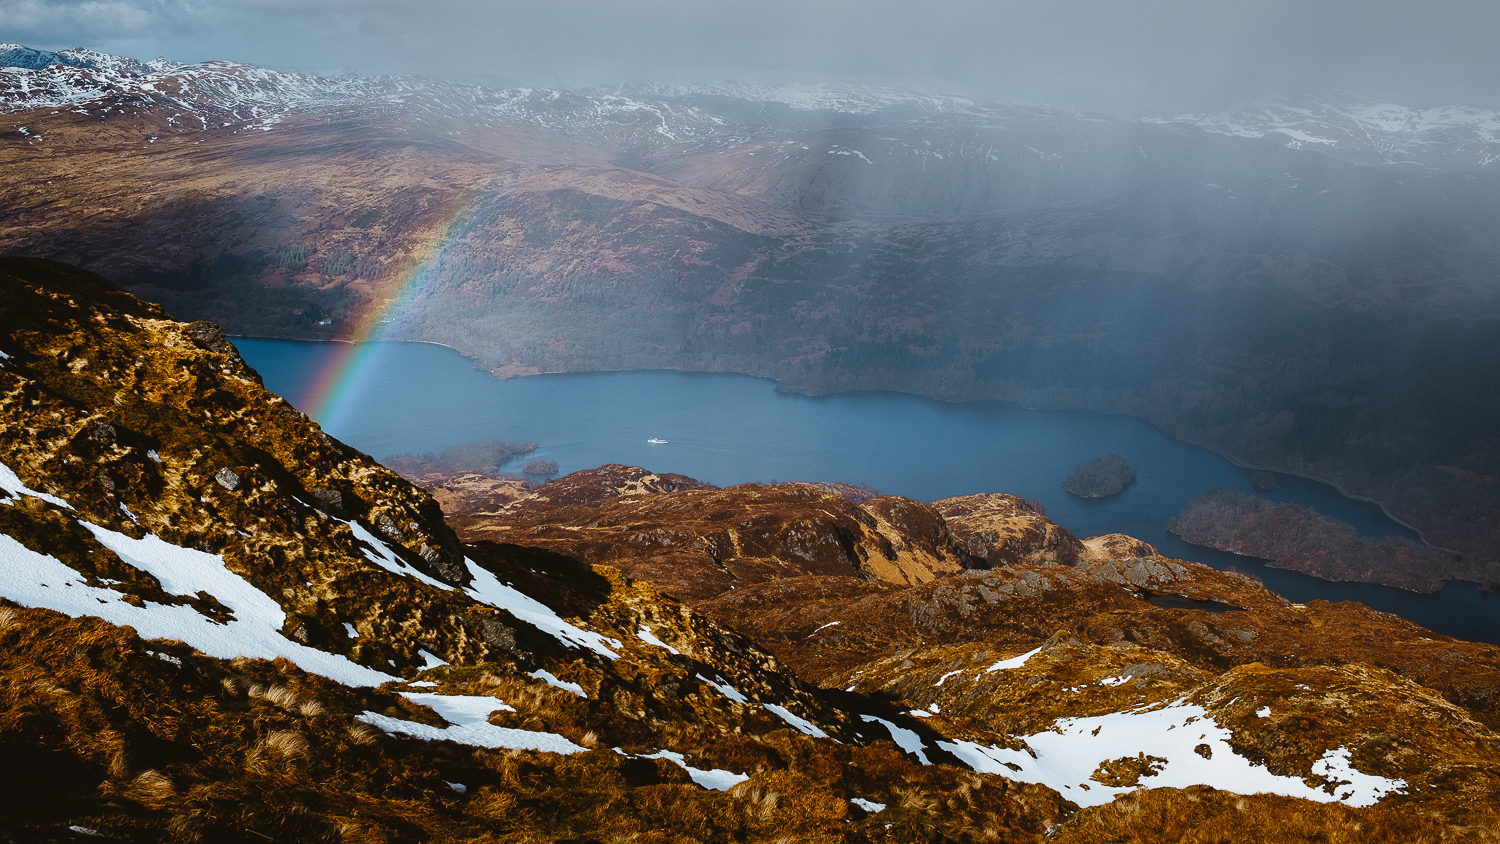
237 338 1499 645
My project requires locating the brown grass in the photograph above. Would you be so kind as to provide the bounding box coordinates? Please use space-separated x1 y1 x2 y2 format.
1053 787 1500 844
128 769 175 806
262 683 300 709
263 729 309 758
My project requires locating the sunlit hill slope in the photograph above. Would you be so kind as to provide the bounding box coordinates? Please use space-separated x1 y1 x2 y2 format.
1 257 1499 840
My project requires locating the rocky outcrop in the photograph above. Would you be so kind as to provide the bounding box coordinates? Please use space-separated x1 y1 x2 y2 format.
510 463 719 508
931 493 1087 567
1081 533 1158 561
452 477 966 599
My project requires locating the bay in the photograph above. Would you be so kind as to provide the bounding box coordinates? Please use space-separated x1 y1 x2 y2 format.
237 338 1500 645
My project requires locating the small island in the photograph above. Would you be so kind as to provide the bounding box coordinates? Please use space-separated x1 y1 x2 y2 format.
1062 454 1138 498
523 459 560 475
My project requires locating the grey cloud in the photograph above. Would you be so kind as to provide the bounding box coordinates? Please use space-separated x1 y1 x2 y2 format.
9 0 1500 111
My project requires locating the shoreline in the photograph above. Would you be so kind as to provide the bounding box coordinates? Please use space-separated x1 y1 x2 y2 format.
1169 527 1447 596
228 333 1441 551
1181 442 1442 551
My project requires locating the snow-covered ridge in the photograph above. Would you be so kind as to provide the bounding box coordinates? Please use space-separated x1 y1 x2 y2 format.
0 43 731 140
0 44 180 75
1164 91 1500 170
617 81 983 116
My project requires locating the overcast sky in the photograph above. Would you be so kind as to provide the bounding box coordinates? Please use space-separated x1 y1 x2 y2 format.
3 0 1498 112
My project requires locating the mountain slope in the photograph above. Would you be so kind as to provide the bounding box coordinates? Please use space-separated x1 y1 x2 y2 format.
1 46 1499 595
3 258 1500 839
0 257 1085 841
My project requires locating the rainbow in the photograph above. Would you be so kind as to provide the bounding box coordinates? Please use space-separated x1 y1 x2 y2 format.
295 197 480 429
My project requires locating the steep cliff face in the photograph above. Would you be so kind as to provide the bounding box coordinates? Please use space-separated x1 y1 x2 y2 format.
4 258 1500 841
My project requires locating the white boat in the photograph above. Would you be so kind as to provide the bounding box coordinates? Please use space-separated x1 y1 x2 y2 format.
647 437 668 444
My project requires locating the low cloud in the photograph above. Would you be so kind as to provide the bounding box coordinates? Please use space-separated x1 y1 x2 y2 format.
8 0 1500 111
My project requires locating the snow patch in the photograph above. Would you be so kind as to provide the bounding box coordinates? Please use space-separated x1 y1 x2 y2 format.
357 693 586 754
637 624 680 654
1 460 73 509
937 701 1405 808
344 519 450 590
464 557 621 659
529 669 587 698
851 797 886 813
861 715 930 764
985 645 1043 673
0 513 395 687
764 704 828 738
697 673 748 703
639 750 749 791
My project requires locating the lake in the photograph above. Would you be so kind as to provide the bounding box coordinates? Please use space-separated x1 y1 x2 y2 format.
237 338 1500 645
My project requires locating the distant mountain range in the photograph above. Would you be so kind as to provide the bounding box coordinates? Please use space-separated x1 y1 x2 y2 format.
1 45 1498 589
4 47 1497 171
1172 91 1500 171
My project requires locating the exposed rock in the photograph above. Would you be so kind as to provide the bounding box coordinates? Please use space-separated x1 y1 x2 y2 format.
309 485 347 517
931 493 1086 567
450 478 964 598
213 467 241 491
182 320 242 360
1082 533 1158 561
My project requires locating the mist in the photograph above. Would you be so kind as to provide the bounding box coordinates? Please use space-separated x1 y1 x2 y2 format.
5 0 1500 111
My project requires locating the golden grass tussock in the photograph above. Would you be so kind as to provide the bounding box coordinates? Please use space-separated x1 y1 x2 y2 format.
347 721 381 745
732 784 781 821
128 769 175 805
0 606 17 629
299 699 326 718
895 785 937 812
263 729 309 758
262 683 300 709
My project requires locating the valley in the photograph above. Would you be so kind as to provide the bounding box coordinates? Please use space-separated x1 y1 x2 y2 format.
1 51 1497 596
2 257 1500 841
